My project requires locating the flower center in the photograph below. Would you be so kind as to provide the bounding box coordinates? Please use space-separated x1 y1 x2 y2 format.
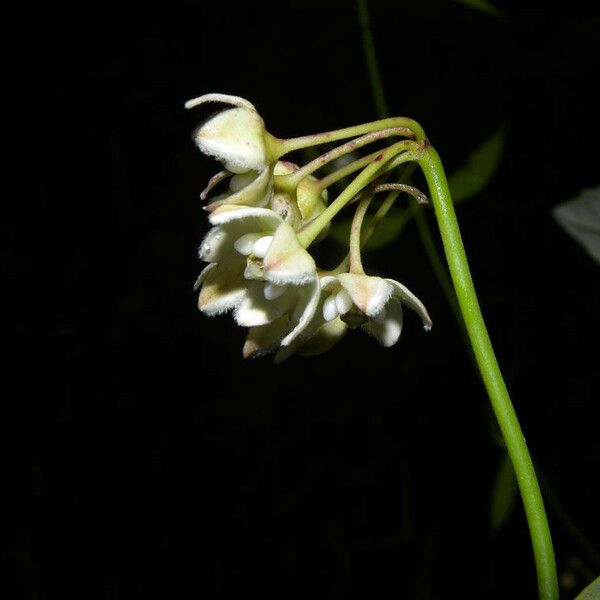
234 233 273 258
322 288 353 321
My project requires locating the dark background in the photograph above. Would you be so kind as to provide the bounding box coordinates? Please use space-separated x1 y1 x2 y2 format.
9 0 600 598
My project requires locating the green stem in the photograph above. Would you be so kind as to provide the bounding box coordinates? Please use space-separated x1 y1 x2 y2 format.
332 165 416 274
316 148 383 192
349 195 373 274
297 142 419 248
418 144 558 600
412 207 470 345
272 117 425 157
278 127 413 191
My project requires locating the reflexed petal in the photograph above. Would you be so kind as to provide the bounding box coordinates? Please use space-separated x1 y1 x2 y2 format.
263 222 316 284
209 203 282 229
362 300 404 347
280 278 321 346
243 317 291 359
193 263 216 291
200 170 231 200
337 273 393 316
204 166 273 212
185 93 257 111
191 106 267 172
198 261 247 315
234 281 295 327
386 278 433 331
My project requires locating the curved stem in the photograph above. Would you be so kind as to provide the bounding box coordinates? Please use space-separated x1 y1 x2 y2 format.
278 127 413 190
297 142 420 248
272 116 426 157
418 144 558 600
349 195 373 274
316 148 385 192
332 164 417 274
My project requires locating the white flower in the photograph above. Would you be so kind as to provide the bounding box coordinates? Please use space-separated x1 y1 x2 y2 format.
186 93 273 211
272 295 347 363
195 205 320 349
242 278 321 358
317 272 432 347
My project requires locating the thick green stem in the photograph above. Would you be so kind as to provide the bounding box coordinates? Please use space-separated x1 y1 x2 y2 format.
418 144 558 600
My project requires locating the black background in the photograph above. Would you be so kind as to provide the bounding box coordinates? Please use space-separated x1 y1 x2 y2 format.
10 1 600 598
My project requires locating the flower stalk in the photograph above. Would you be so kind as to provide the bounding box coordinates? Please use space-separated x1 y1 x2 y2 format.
272 116 426 156
297 141 420 247
349 194 373 274
417 144 558 600
276 126 414 191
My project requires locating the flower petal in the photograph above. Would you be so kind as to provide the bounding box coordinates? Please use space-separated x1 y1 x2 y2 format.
337 273 393 316
209 203 282 229
185 93 257 111
198 226 240 263
200 169 232 200
263 222 316 285
234 281 295 327
204 165 273 212
199 206 283 263
191 105 267 172
386 278 433 331
193 263 216 291
362 300 403 347
243 317 291 359
197 261 247 315
280 278 321 346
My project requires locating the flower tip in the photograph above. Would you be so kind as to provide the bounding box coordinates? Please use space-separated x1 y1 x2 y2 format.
184 93 256 111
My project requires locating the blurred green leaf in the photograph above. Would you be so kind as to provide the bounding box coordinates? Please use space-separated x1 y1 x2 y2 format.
448 128 506 204
490 452 518 534
452 0 506 19
364 208 413 249
575 576 600 600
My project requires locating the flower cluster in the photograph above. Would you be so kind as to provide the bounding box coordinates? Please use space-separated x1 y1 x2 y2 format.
187 93 432 361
